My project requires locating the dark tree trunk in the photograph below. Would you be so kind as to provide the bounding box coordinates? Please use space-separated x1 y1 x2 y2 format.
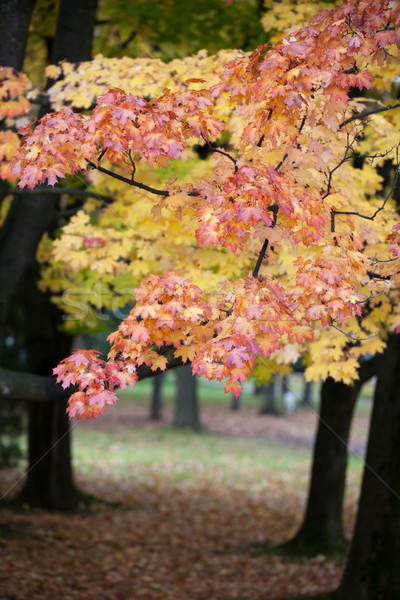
0 0 98 509
174 364 201 431
286 358 377 554
281 375 289 395
19 267 78 510
0 0 37 70
18 0 98 508
231 392 241 411
52 0 97 64
22 402 75 510
289 378 360 553
303 380 313 407
260 377 279 415
150 372 164 420
337 336 400 600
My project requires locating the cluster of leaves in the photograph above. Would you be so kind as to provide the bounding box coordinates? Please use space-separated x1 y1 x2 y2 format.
11 0 400 418
0 68 31 180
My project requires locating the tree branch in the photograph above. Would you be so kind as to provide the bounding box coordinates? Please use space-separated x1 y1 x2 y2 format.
275 113 307 172
252 205 279 278
0 349 184 404
331 148 400 232
200 135 237 170
339 102 400 129
0 367 69 403
86 160 170 196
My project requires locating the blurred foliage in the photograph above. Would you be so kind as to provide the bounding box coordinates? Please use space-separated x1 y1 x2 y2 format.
25 0 266 86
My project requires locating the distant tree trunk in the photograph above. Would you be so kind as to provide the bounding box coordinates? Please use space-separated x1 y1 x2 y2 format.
150 372 164 420
260 377 279 415
286 358 377 554
281 375 289 395
337 336 400 600
303 380 313 407
231 392 241 411
173 364 201 430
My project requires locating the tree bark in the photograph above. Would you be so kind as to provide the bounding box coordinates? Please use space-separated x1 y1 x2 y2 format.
0 0 99 509
174 364 202 431
337 336 400 600
52 0 97 64
0 0 37 70
286 358 377 554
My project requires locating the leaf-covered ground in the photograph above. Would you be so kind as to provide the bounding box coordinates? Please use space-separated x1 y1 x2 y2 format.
0 387 370 600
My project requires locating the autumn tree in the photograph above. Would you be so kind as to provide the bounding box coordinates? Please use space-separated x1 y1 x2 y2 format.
7 0 400 596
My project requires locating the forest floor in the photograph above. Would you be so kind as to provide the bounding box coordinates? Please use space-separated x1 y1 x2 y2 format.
0 379 371 600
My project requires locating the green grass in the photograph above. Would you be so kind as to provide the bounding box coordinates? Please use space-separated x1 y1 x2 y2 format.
69 370 371 505
73 425 311 473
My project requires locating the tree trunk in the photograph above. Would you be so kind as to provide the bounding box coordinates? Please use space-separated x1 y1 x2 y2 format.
337 336 400 600
286 358 377 554
231 392 241 411
150 372 164 420
289 378 360 553
19 266 78 509
260 377 279 415
21 402 75 509
0 0 37 70
18 0 98 510
303 380 313 407
52 0 97 64
0 0 98 509
174 364 201 431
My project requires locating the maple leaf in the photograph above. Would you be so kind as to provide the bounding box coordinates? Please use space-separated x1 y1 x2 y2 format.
150 355 168 371
175 345 197 363
129 323 150 343
352 70 374 91
224 346 249 369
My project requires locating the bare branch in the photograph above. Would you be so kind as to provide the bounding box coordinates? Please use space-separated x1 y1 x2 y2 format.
86 160 200 198
330 320 379 341
331 144 400 232
252 205 279 278
339 102 400 129
201 135 238 170
252 238 270 278
86 160 170 196
276 113 307 172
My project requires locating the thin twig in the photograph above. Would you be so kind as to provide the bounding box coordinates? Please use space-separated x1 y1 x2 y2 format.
330 320 379 341
276 113 307 172
339 102 400 129
252 238 270 278
201 135 237 170
252 206 279 278
359 292 389 303
86 160 170 196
